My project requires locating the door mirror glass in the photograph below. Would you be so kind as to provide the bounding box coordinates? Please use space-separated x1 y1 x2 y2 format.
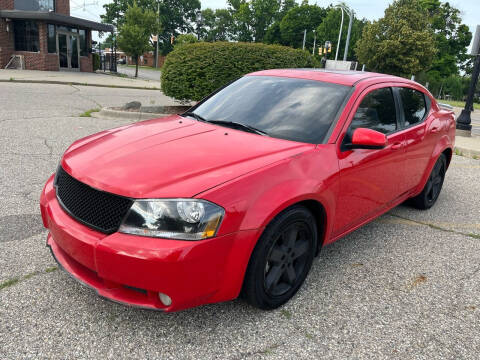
346 128 387 150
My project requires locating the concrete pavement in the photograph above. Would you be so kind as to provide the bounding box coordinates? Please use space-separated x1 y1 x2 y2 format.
0 68 160 89
1 82 480 359
117 64 162 82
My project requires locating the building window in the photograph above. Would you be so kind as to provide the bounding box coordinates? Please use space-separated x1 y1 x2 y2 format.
14 0 55 11
79 29 88 56
14 21 39 52
47 24 56 53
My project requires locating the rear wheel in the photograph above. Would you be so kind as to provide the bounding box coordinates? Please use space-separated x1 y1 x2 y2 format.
410 154 446 210
242 206 317 310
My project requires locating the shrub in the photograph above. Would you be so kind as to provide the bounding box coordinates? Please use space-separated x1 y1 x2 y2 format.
161 42 316 101
92 53 101 71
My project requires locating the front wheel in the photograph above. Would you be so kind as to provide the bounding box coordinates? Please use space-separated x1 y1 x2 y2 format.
410 153 447 210
242 206 317 310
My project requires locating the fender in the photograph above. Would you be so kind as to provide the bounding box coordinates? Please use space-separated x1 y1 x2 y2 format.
197 146 339 301
412 133 453 197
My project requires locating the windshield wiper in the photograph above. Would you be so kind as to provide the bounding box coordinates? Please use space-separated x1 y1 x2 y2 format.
182 111 208 123
208 120 269 136
182 112 269 136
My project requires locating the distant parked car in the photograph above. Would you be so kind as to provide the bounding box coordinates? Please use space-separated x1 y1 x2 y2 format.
41 69 455 312
116 58 126 65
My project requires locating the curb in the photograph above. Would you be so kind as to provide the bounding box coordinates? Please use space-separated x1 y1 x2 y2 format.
0 79 160 90
92 108 167 121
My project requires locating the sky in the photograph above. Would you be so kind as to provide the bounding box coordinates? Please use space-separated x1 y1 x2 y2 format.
70 0 480 49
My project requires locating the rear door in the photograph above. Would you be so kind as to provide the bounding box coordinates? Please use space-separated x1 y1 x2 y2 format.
394 87 436 192
332 85 406 237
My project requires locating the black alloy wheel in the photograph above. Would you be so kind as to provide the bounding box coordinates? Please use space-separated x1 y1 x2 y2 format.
242 206 317 309
410 154 447 210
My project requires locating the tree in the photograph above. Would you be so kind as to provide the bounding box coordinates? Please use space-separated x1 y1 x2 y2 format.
355 0 436 77
117 2 160 77
419 0 472 77
316 7 367 61
174 33 198 47
102 0 200 55
279 2 326 50
200 8 234 41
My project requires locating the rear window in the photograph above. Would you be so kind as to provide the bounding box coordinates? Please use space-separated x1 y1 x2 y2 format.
193 76 351 144
399 88 427 127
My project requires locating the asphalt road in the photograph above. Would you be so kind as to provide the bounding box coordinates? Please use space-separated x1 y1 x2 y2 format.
1 82 479 359
117 64 162 82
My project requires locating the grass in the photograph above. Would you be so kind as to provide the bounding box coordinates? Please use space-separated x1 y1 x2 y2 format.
280 309 292 319
0 266 58 291
436 99 480 110
79 108 100 117
0 278 20 290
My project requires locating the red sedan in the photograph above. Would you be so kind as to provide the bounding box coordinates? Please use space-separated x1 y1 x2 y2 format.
40 69 455 311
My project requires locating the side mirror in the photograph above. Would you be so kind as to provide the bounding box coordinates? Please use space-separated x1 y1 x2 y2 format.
345 128 387 150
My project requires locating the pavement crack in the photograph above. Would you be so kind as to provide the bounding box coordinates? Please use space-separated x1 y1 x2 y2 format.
70 84 103 108
0 266 58 290
389 214 480 240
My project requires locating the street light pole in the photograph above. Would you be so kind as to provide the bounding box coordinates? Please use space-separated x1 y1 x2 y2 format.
335 6 344 61
343 8 353 61
312 30 316 56
456 54 480 134
456 25 480 136
302 29 306 50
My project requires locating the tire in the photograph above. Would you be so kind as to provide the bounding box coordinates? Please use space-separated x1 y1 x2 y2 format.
410 154 447 210
242 205 318 310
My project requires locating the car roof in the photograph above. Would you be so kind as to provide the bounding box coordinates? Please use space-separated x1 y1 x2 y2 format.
247 68 413 87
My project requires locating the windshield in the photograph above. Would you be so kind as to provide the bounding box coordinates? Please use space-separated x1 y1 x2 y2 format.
192 75 351 144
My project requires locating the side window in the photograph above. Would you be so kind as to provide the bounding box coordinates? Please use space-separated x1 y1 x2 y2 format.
399 88 426 127
349 87 397 135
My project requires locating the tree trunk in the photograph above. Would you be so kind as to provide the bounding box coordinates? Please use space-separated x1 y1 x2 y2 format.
135 55 139 78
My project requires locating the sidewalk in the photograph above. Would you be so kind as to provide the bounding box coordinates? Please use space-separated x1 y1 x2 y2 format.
0 69 160 89
453 107 480 158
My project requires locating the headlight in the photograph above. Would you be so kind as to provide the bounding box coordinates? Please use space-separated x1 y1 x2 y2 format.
119 199 224 240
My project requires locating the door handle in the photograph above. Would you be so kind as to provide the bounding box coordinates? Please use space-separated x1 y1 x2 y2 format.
430 127 440 133
391 142 403 150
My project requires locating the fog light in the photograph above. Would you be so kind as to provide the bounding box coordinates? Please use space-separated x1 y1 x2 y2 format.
158 292 172 306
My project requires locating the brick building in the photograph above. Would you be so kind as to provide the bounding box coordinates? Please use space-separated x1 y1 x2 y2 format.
0 0 113 71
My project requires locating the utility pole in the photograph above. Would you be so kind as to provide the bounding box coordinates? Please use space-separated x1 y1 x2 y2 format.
343 8 353 61
302 29 306 50
155 1 160 68
312 30 316 56
456 25 480 136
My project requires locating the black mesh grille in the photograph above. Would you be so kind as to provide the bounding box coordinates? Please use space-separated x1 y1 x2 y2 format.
55 167 133 234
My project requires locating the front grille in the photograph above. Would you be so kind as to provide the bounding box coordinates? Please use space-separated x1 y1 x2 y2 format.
55 167 133 234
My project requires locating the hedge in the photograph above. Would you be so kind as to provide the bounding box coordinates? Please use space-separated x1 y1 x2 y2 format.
161 42 316 101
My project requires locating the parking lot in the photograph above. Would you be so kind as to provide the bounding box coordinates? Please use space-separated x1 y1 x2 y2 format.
1 82 479 359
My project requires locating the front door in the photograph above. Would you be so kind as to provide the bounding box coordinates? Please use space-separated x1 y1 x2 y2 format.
332 85 406 238
58 32 80 71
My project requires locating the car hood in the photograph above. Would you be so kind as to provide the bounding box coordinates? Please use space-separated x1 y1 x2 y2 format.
62 115 314 198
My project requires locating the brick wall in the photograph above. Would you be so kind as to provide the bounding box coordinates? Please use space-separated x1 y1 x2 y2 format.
55 0 70 15
0 0 14 10
2 22 59 70
0 18 15 68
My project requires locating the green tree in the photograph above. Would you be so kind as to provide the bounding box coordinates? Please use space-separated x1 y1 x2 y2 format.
419 0 472 77
355 0 436 77
316 7 366 61
174 33 198 47
117 2 160 77
200 8 234 41
102 0 200 55
279 2 326 50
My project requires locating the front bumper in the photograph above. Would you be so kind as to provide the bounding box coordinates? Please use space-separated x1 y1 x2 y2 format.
40 175 261 312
